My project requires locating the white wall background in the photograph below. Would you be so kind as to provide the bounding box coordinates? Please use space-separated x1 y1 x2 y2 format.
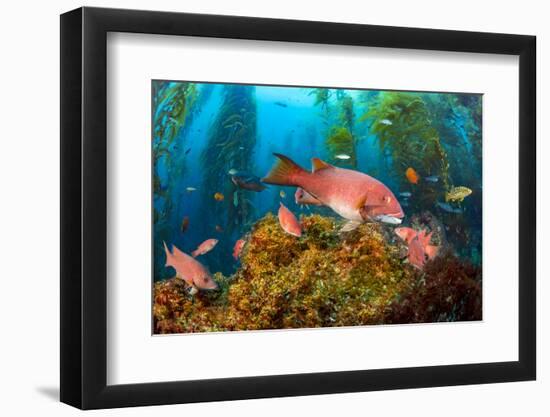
0 0 545 415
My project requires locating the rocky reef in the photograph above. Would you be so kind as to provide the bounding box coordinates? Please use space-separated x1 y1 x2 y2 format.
153 213 482 334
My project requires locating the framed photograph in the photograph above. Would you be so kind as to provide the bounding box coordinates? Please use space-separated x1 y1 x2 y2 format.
60 7 536 409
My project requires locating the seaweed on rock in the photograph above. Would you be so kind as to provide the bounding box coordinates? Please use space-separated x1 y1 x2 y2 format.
153 212 481 334
384 253 482 323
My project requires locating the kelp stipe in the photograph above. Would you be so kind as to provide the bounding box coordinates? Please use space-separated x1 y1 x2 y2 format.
152 81 199 279
199 84 258 274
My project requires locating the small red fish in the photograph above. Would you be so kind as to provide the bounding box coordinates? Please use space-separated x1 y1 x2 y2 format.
191 238 218 257
394 226 417 244
233 239 246 260
278 202 302 237
295 187 323 206
394 227 439 269
163 242 218 291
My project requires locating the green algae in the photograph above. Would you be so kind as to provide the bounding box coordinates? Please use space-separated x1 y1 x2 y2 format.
153 213 481 334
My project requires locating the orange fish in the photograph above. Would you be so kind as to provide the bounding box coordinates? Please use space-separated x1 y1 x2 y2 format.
405 167 420 184
263 153 404 226
295 187 323 206
163 242 218 291
214 192 224 201
278 202 302 237
233 239 246 260
395 227 439 269
191 238 218 257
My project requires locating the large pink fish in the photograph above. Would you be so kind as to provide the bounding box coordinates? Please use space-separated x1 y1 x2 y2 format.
263 154 404 229
278 202 302 237
163 242 218 290
191 238 218 257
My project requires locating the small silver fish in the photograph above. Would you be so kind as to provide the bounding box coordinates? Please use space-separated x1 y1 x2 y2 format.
436 201 463 214
425 175 439 183
334 154 351 160
228 169 238 175
186 187 197 192
399 192 412 198
380 119 393 125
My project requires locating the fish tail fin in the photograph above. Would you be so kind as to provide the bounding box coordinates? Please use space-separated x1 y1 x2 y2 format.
163 241 172 266
191 249 199 258
262 153 306 186
425 245 439 260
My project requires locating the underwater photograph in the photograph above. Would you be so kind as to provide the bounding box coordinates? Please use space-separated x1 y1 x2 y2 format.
152 80 482 334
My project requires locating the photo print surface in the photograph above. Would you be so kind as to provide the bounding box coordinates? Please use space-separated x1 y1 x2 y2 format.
152 81 482 334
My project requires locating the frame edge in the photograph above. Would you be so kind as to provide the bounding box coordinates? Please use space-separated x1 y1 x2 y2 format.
61 6 537 409
60 7 84 409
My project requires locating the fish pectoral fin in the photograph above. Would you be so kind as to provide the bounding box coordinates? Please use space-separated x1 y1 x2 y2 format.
339 220 362 233
311 158 334 173
355 195 368 210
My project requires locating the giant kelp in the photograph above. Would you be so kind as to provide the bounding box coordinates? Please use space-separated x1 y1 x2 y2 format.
326 93 359 168
153 213 481 333
423 94 482 186
326 127 356 167
153 81 200 279
418 94 483 262
360 92 451 211
198 85 258 274
310 89 360 168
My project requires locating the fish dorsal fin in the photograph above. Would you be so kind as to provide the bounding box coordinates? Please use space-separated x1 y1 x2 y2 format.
163 241 171 256
311 158 334 173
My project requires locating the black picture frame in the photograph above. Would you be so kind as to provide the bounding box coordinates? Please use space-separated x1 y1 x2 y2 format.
60 6 536 410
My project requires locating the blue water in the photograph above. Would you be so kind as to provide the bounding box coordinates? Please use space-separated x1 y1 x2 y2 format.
153 81 482 280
